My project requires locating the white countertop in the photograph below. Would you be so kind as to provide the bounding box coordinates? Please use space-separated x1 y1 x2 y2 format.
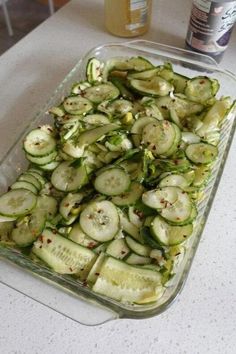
0 1 236 353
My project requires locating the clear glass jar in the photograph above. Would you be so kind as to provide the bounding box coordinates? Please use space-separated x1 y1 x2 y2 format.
104 0 152 37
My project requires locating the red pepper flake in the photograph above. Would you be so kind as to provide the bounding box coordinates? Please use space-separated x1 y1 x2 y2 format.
87 242 95 249
173 159 179 165
121 251 126 254
199 80 205 84
39 245 42 249
35 142 40 146
175 252 181 256
82 281 88 287
69 267 73 272
47 127 53 132
95 272 100 276
176 217 180 220
64 203 70 207
134 209 144 219
52 229 57 234
38 235 44 242
47 239 52 244
7 186 11 191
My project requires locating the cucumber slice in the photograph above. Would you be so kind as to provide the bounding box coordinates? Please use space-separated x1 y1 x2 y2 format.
32 229 96 279
0 221 14 243
159 174 189 189
63 96 92 115
156 95 204 119
141 120 176 155
84 83 119 104
26 150 57 165
106 238 130 259
0 189 37 218
181 132 201 144
94 167 130 196
185 77 219 104
92 257 162 304
125 236 151 257
118 209 143 243
18 173 41 191
24 129 56 157
172 73 189 94
68 223 99 248
51 161 88 192
131 116 157 147
111 182 144 206
125 253 151 265
127 68 159 80
129 76 173 97
105 57 154 73
160 189 192 225
86 57 102 83
59 193 84 220
87 252 107 284
151 216 193 246
71 81 91 95
39 161 60 171
98 99 133 117
185 143 218 165
192 165 210 187
26 171 46 188
37 195 58 220
128 206 144 228
11 181 38 195
82 114 110 126
80 201 119 242
109 77 135 101
12 210 46 247
142 186 179 210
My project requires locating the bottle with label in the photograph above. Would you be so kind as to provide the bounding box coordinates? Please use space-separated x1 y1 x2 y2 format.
104 0 152 37
186 0 236 62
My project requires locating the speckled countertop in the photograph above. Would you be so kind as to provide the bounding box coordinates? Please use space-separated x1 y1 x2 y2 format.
0 1 236 353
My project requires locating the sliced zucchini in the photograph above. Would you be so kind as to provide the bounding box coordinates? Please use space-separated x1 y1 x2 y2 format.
129 76 173 97
111 182 144 206
84 83 119 104
63 96 92 115
24 129 56 157
151 215 193 246
94 167 130 196
80 200 119 242
185 143 218 165
51 161 88 192
32 229 97 279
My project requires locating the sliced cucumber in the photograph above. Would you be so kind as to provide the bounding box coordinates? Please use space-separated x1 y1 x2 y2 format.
32 229 97 279
131 116 157 147
192 165 210 187
125 253 151 265
86 57 103 83
71 81 91 95
130 76 173 97
26 150 57 165
26 171 46 188
36 195 57 220
87 252 107 284
151 216 193 246
172 73 189 93
185 77 219 104
185 143 218 165
160 189 192 225
39 160 60 171
159 174 189 189
63 96 92 115
156 95 204 119
111 182 144 206
98 99 133 117
125 236 151 257
141 120 176 155
82 114 110 126
106 56 154 73
18 173 41 191
127 68 159 80
51 161 88 192
11 181 38 195
80 201 119 242
118 209 143 243
92 257 162 304
142 186 179 210
181 132 201 144
84 83 119 104
68 223 99 248
128 206 144 228
0 189 37 218
106 238 130 259
24 129 56 157
59 193 84 220
0 221 14 243
94 167 130 196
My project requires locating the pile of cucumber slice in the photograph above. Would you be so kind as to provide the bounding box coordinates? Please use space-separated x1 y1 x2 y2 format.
0 55 234 305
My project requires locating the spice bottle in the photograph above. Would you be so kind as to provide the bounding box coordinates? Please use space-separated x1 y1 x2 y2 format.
186 0 236 62
104 0 152 37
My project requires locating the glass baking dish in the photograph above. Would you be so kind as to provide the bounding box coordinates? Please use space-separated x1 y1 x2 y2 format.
0 40 235 326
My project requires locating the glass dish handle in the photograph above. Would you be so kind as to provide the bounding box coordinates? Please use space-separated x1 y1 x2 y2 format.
122 40 219 68
0 259 118 326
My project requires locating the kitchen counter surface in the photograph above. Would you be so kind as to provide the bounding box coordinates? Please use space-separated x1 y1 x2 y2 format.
0 1 235 353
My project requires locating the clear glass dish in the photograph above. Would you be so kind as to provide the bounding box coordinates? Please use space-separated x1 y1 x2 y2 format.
0 40 235 326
